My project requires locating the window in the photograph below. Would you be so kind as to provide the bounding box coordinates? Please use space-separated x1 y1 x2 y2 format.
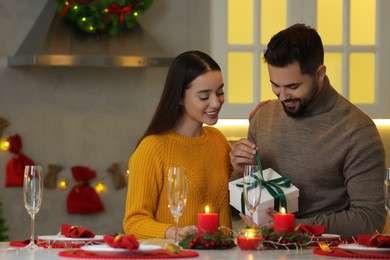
211 0 390 119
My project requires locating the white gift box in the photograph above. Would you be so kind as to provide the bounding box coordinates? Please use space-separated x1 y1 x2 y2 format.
229 168 299 225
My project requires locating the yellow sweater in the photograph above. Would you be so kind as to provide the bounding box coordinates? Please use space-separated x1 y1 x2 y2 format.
123 127 232 239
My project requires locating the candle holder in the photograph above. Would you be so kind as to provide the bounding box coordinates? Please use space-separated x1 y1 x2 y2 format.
237 228 264 250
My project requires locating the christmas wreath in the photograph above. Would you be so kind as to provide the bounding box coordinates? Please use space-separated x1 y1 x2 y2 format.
56 0 154 36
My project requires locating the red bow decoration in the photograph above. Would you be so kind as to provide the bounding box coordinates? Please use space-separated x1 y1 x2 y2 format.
61 0 90 17
61 224 95 238
67 166 105 214
4 134 35 187
108 4 133 23
103 234 139 250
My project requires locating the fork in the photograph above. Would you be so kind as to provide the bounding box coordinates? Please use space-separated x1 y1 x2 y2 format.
318 241 355 255
318 241 333 252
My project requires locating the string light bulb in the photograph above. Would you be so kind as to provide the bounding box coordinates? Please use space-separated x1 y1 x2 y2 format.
0 139 10 151
57 179 67 190
95 181 107 194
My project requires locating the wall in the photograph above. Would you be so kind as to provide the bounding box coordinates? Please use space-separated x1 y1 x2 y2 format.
0 0 210 240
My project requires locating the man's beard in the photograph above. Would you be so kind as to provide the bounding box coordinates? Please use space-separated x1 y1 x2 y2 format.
281 78 319 118
282 99 306 117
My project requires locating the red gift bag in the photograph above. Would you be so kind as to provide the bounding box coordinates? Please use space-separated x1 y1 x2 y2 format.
5 134 35 187
67 166 105 214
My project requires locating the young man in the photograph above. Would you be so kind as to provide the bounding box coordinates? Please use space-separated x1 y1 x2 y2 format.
230 24 387 237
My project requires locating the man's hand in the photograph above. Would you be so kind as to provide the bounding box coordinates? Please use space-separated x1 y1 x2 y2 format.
239 208 275 229
229 138 257 179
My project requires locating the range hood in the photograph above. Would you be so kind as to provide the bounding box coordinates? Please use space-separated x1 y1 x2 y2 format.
8 0 174 68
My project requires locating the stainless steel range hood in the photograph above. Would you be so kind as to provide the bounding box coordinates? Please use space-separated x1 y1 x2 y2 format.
8 0 174 68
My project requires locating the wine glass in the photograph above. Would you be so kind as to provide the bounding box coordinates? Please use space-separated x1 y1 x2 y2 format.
385 168 390 214
167 167 188 243
243 165 262 228
23 165 43 249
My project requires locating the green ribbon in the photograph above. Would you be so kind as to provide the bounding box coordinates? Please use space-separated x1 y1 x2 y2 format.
237 150 291 214
256 150 291 212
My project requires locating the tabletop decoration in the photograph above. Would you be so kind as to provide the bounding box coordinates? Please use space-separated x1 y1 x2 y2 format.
197 205 218 236
56 0 154 36
235 226 312 250
67 166 105 214
2 134 35 187
357 231 390 248
273 207 295 233
178 229 236 250
313 246 390 259
295 224 326 236
103 233 139 250
236 228 263 250
61 224 96 238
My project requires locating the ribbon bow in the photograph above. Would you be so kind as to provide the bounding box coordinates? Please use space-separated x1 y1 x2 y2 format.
256 151 290 211
237 150 291 214
108 4 133 23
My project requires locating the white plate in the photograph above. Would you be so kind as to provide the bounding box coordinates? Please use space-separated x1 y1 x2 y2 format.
338 243 390 255
38 235 104 242
80 244 162 256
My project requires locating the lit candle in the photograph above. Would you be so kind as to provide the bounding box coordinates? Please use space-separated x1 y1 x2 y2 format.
237 229 263 250
273 207 295 233
197 205 218 236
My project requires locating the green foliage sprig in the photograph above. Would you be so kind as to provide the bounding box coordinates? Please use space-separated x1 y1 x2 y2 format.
179 230 236 250
56 0 154 36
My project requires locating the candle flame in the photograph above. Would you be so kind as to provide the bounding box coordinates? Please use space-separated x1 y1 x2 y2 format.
280 207 286 214
205 205 209 214
245 229 254 238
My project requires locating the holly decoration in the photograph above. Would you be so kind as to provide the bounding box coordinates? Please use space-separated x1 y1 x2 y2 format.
179 230 236 250
56 0 154 36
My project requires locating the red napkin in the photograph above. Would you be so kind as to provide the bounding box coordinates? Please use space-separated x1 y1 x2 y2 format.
296 224 326 236
358 232 390 248
103 234 139 250
61 224 95 238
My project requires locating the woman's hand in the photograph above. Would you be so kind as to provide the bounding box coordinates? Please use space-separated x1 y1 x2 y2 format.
165 225 197 240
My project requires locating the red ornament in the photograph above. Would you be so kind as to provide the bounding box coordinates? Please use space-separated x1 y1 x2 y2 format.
67 166 105 214
4 134 35 187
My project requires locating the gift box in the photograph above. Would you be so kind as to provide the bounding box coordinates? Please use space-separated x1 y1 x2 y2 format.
229 168 299 225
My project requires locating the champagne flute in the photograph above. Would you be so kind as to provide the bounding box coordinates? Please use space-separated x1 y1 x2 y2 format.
167 167 187 243
23 165 43 249
385 168 390 214
243 165 262 228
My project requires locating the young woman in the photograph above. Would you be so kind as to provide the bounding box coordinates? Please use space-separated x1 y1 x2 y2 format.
123 50 232 239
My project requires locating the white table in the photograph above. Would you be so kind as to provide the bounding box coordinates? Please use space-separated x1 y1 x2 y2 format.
0 242 346 260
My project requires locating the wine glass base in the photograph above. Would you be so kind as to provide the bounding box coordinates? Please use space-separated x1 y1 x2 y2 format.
22 240 40 250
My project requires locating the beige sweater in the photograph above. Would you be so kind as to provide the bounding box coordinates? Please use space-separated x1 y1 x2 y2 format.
249 77 387 237
123 127 232 239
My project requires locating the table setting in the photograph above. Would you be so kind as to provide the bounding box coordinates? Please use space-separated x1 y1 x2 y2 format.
2 165 390 259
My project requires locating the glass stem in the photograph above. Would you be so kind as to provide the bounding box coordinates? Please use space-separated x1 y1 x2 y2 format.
174 216 179 243
250 211 254 228
30 213 35 243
